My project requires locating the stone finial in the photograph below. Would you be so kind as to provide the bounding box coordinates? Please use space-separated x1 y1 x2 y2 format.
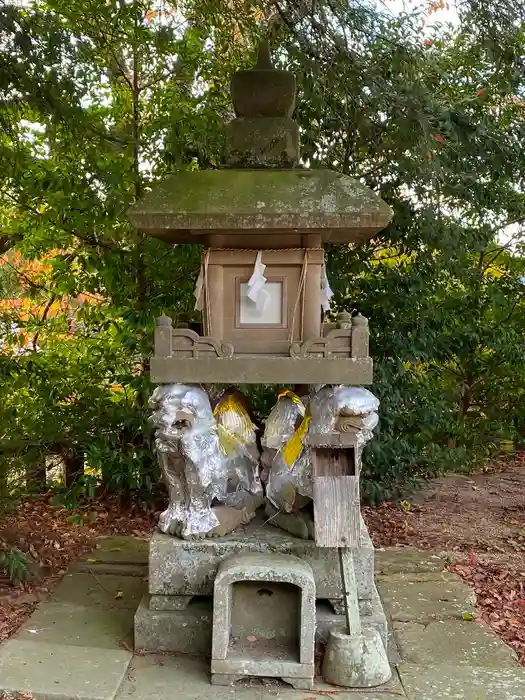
256 39 273 69
227 39 299 169
337 311 352 329
230 40 296 119
352 313 368 327
156 314 172 327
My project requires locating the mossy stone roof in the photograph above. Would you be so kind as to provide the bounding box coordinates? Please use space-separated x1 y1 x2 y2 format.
128 168 392 245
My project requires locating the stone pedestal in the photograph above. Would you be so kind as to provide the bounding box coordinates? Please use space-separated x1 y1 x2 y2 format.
147 514 375 600
134 515 388 656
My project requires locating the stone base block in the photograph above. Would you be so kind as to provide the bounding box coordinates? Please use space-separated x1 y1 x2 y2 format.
211 659 313 691
149 514 375 602
134 595 212 655
134 587 391 658
226 117 299 169
149 594 193 611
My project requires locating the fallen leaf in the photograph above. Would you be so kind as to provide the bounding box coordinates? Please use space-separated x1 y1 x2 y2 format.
115 591 123 600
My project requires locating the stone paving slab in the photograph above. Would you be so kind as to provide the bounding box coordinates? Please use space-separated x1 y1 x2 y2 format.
379 570 460 584
52 572 147 610
116 654 256 700
393 620 518 667
0 639 132 700
16 602 134 650
259 673 406 699
375 549 446 577
84 537 149 564
116 654 407 700
398 663 525 700
378 574 475 623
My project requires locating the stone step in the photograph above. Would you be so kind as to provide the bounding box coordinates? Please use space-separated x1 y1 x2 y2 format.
74 536 149 577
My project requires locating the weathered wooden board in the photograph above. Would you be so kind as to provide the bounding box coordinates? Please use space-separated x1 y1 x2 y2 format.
338 548 361 636
313 475 360 548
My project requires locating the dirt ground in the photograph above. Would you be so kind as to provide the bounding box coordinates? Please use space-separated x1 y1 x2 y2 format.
363 453 525 663
2 453 525 661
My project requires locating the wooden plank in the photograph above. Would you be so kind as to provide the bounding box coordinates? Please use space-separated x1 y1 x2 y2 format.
313 476 360 548
338 548 361 636
208 249 324 266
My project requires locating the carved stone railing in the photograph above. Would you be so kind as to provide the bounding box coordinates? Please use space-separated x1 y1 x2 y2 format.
151 312 372 385
154 316 234 359
154 312 370 361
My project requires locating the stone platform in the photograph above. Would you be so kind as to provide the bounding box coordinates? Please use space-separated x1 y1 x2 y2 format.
148 513 375 602
138 514 387 657
1 538 525 700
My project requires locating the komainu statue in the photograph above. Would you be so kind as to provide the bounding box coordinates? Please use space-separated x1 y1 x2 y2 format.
149 384 262 539
262 390 315 539
263 385 379 539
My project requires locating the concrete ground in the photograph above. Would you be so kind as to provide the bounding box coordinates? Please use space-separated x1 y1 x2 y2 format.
1 536 525 700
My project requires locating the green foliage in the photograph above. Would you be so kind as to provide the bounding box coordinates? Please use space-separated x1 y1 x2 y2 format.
0 546 34 583
0 0 524 508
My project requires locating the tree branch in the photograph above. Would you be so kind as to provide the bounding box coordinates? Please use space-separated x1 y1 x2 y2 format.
32 295 57 351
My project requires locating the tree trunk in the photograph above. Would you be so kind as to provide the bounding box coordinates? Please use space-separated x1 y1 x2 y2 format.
0 467 9 499
63 450 84 487
26 460 47 493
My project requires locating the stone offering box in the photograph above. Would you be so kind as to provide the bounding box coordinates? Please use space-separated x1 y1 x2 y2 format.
211 553 316 689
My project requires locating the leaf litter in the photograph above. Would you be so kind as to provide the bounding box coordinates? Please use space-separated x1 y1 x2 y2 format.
0 493 156 643
363 452 525 664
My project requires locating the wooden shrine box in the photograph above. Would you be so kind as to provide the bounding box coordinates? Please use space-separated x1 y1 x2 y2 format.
202 247 323 355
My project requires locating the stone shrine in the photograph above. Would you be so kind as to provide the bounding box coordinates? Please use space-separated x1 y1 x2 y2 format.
128 40 393 690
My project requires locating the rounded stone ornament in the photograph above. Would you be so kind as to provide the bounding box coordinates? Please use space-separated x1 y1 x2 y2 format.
230 40 296 118
337 311 352 329
352 313 369 327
